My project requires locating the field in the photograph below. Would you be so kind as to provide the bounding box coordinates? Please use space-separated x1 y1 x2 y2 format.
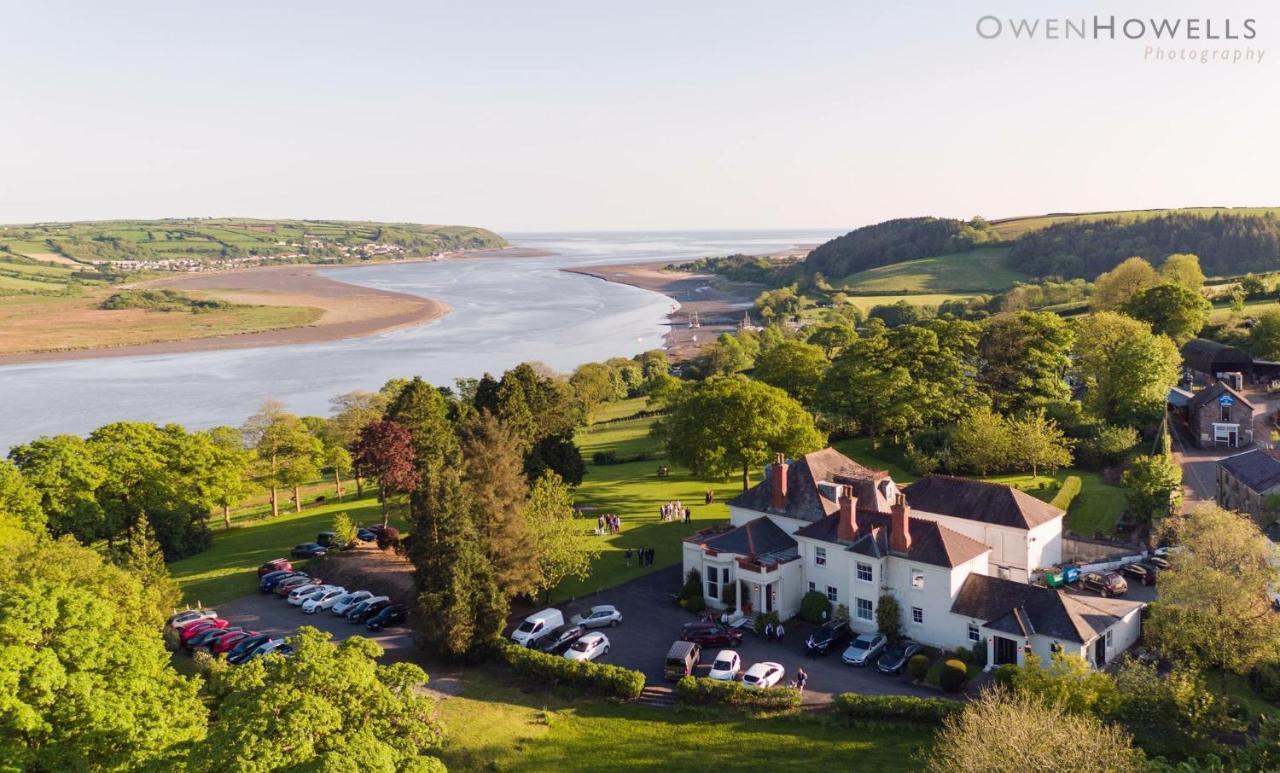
840 293 977 314
1208 296 1280 325
988 207 1280 241
437 671 932 772
838 248 1026 294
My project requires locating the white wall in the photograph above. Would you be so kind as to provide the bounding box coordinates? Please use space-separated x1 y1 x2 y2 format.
910 510 1064 581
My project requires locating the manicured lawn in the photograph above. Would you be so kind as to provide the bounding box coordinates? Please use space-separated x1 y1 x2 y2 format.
436 671 933 772
838 248 1026 294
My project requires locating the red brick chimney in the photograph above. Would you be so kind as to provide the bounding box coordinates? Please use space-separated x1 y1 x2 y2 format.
836 486 858 542
889 493 911 553
770 453 788 510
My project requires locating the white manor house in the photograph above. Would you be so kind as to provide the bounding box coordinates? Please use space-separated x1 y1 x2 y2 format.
682 448 1143 669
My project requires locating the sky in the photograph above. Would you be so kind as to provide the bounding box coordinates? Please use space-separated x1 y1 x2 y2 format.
2 0 1278 232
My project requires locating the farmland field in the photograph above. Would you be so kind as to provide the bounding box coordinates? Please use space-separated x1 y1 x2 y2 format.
989 207 1280 241
838 247 1026 294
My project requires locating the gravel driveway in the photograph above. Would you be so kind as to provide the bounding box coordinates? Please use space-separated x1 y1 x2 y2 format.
215 589 417 662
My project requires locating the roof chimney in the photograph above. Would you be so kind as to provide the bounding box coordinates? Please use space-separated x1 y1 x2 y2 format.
770 453 788 511
889 492 911 554
837 486 858 542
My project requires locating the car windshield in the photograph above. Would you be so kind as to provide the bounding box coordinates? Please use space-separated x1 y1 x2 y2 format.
713 659 733 670
743 673 759 683
570 640 591 652
850 639 868 651
517 621 537 633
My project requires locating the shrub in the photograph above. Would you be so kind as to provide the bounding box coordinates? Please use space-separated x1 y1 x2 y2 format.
721 582 737 612
332 512 357 548
592 450 619 465
799 590 832 624
993 663 1019 688
970 642 988 670
940 659 967 692
831 693 962 723
908 654 931 682
681 595 706 613
678 569 702 602
753 611 780 636
877 594 903 642
1250 661 1280 703
1077 425 1139 469
676 676 802 710
497 640 645 700
1049 476 1083 511
100 288 232 313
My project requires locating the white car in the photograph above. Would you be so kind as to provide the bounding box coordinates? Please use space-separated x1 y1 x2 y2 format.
841 632 888 667
331 591 373 615
707 649 741 681
168 609 217 629
742 661 785 689
301 587 348 614
288 584 336 605
563 632 610 662
570 604 622 629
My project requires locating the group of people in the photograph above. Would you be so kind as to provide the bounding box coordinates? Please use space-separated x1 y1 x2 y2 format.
595 513 623 536
624 546 656 567
659 501 690 523
762 620 786 643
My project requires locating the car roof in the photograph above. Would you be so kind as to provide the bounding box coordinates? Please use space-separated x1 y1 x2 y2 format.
713 649 737 659
667 640 698 657
591 604 616 612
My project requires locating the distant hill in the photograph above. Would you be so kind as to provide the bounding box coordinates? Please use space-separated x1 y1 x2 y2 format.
804 217 999 280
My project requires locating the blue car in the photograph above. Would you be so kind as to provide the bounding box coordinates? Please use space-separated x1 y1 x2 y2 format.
291 542 327 559
260 571 306 592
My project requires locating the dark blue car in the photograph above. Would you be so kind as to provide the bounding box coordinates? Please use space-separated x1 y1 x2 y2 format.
291 542 327 559
260 571 306 592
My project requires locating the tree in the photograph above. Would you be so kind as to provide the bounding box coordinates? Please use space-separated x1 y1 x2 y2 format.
1145 505 1280 676
8 434 103 540
1112 660 1228 759
1160 253 1205 291
0 459 48 534
656 376 825 490
525 432 586 487
1091 256 1158 311
977 312 1074 413
332 512 357 548
876 594 903 642
635 348 670 383
819 324 916 444
570 362 624 422
927 688 1143 773
243 402 322 519
752 339 828 408
1123 282 1210 343
1008 409 1073 478
1121 452 1181 523
351 420 420 524
202 426 253 529
753 285 802 321
949 409 1013 476
526 470 599 602
1240 272 1269 298
1004 653 1121 715
1074 313 1181 428
328 390 389 496
1249 307 1280 360
805 321 857 358
459 411 532 597
192 628 443 771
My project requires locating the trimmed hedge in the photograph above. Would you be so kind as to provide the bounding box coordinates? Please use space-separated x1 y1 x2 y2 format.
939 658 967 692
1050 475 1082 511
676 676 802 710
831 692 963 723
799 590 832 624
497 640 645 700
907 653 930 681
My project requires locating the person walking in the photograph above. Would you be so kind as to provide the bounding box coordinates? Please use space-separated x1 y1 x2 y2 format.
796 667 808 693
624 547 632 567
775 621 785 642
764 622 774 640
649 547 656 565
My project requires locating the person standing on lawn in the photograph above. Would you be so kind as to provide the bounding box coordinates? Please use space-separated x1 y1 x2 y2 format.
624 547 632 567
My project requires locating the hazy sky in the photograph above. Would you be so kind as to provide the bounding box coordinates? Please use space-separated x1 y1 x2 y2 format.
2 1 1277 232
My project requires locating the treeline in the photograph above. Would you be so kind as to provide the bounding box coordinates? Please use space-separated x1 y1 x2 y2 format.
803 216 999 279
101 289 234 313
1009 212 1280 279
672 253 798 284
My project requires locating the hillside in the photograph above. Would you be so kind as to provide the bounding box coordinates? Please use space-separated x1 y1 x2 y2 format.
837 247 1027 294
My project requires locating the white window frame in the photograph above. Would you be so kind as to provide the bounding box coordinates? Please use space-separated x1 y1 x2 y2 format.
808 581 816 593
1106 629 1114 647
856 561 873 583
910 568 925 590
706 570 719 600
911 606 923 625
968 623 980 643
826 585 838 603
814 546 827 566
855 597 873 621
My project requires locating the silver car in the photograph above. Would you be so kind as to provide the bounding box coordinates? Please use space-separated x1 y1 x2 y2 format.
841 632 888 666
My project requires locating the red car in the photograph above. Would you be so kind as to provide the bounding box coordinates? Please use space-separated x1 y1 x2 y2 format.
258 558 293 577
680 622 744 647
179 618 229 644
211 630 258 655
273 576 314 596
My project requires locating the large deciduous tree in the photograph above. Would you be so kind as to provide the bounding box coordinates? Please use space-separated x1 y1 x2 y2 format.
752 338 829 408
1091 256 1158 311
1073 312 1181 428
243 402 322 518
526 470 599 602
351 420 419 524
1008 409 1073 479
0 458 48 534
328 389 389 496
1160 252 1205 291
656 375 825 490
8 435 102 540
1123 282 1211 343
948 409 1013 476
978 311 1074 413
1121 451 1181 523
202 426 254 529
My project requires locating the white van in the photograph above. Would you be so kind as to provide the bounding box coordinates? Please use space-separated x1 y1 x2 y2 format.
511 608 565 647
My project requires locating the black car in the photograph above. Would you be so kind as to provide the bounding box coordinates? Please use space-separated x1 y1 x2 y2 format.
876 640 922 674
366 604 408 632
347 598 391 624
225 634 273 664
1120 562 1157 586
316 531 336 547
291 542 327 559
538 624 587 655
805 620 851 656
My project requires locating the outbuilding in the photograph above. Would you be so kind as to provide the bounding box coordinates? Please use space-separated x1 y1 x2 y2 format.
1185 381 1256 449
1181 338 1253 381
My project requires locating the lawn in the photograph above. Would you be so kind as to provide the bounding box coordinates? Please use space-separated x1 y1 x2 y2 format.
1208 296 1280 325
839 293 977 315
838 248 1025 294
436 671 933 772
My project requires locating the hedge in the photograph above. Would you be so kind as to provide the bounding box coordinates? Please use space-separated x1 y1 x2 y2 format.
1050 475 1082 511
676 676 802 710
497 640 645 700
939 659 967 692
907 654 930 682
831 693 962 723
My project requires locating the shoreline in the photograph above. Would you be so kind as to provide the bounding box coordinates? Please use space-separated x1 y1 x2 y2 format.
0 247 547 366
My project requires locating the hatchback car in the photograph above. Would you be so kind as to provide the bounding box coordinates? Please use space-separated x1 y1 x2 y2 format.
841 632 888 667
332 590 374 615
1081 571 1128 597
1120 562 1157 586
211 630 256 655
291 542 327 559
563 632 610 662
301 587 348 614
538 624 587 655
366 604 408 631
273 575 314 596
680 622 743 647
707 649 742 681
225 634 273 664
287 583 330 605
742 661 785 689
168 609 218 630
257 558 293 577
260 571 306 592
805 620 851 656
188 625 244 651
570 604 623 629
179 618 229 644
876 640 922 674
346 597 391 624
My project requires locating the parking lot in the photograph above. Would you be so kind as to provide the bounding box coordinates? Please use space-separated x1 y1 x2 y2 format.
216 588 416 662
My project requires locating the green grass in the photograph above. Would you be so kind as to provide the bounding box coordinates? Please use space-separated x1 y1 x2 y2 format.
838 248 1026 294
1217 670 1280 722
988 207 1280 241
437 671 933 772
1208 297 1280 325
840 293 977 314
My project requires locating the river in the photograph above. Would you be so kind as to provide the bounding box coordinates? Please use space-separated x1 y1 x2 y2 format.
0 230 835 449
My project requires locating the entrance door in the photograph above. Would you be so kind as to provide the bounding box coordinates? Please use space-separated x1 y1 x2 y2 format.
993 636 1018 666
765 583 774 613
1094 637 1106 667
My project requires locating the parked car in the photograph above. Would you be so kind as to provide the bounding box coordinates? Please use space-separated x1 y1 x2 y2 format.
563 632 610 662
1081 571 1128 597
1147 555 1171 570
316 531 337 547
225 634 273 664
356 528 377 543
291 542 328 559
179 618 229 644
707 650 742 681
366 604 408 631
841 632 888 667
805 620 851 656
260 570 306 592
332 590 374 615
210 630 255 655
511 608 565 647
538 624 587 655
570 604 622 629
346 597 391 624
876 640 922 674
1120 562 1157 586
273 575 314 596
680 622 743 648
287 583 330 605
742 661 785 689
188 626 243 651
245 639 292 661
302 587 348 613
664 640 701 681
257 558 293 577
168 609 218 630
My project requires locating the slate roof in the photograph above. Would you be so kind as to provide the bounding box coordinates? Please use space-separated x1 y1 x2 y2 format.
686 517 799 565
950 574 1143 643
1182 338 1252 375
728 448 891 523
1187 380 1256 414
903 475 1065 530
1220 448 1280 493
794 509 989 569
1167 387 1194 408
